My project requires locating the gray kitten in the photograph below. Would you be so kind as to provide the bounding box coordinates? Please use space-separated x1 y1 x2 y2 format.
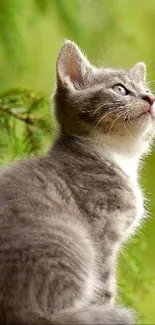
0 40 155 325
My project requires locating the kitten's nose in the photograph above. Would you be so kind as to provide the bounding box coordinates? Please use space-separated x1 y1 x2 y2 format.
142 94 154 106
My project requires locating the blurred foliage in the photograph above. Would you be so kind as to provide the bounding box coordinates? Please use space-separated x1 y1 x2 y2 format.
0 89 52 163
0 0 24 64
0 0 155 323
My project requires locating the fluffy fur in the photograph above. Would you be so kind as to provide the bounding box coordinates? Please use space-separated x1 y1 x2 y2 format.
0 40 154 324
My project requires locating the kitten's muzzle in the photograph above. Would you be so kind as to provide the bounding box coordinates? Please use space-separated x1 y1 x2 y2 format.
134 103 154 120
125 99 155 122
143 96 155 119
139 94 155 118
142 94 154 106
141 94 155 118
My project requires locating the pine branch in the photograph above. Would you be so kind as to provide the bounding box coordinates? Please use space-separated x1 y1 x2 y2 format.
0 89 52 160
0 105 33 125
25 125 40 155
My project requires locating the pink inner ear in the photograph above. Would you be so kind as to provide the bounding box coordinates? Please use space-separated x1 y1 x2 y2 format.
70 72 83 85
57 42 85 87
65 55 83 86
57 41 92 88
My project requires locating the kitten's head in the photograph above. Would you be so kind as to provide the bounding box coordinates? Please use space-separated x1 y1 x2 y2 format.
54 40 155 156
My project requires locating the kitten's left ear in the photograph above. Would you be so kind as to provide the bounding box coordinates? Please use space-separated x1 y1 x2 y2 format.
56 40 94 89
130 62 146 82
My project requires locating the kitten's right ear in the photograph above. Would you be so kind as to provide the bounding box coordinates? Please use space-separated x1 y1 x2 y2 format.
130 62 146 82
56 40 94 90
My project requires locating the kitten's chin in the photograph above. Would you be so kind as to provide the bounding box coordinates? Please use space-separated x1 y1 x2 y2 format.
125 113 152 135
126 110 152 122
123 123 154 158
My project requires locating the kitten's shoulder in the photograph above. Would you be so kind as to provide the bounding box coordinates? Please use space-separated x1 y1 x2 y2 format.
0 156 54 193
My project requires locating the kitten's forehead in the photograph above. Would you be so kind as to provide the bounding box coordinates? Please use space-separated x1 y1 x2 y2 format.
92 68 147 91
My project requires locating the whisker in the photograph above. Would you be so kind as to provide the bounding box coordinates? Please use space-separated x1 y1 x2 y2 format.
108 110 125 136
92 103 116 115
123 121 133 137
89 99 149 136
80 102 124 115
92 107 122 130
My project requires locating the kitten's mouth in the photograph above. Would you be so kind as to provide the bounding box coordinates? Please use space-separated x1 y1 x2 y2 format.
125 104 155 122
134 108 151 120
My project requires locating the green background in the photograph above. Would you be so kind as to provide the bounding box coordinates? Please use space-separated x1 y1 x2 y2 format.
0 0 155 323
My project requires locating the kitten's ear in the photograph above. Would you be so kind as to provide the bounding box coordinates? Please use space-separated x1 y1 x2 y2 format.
130 62 146 82
56 40 93 89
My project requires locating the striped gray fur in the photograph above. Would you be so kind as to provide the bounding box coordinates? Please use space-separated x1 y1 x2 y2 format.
0 40 155 324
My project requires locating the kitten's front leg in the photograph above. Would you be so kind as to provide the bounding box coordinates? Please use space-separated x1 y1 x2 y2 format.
91 247 117 306
97 263 117 305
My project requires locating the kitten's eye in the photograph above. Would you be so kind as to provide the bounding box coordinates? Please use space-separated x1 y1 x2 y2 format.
113 85 128 96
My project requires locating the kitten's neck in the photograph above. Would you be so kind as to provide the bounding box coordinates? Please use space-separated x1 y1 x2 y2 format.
91 141 140 182
53 134 140 182
75 135 140 182
88 130 152 179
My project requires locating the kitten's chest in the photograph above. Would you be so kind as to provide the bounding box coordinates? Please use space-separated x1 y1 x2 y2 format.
129 178 144 229
80 166 144 239
109 153 144 230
